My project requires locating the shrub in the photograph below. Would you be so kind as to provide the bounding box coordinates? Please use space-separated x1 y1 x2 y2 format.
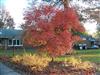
11 55 22 63
64 57 94 70
12 53 52 71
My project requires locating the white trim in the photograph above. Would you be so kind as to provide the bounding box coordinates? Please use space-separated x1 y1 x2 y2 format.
8 39 23 46
8 45 23 47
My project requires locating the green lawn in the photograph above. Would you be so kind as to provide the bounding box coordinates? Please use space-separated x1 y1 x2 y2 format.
0 49 36 57
76 49 100 63
55 49 100 63
0 48 100 63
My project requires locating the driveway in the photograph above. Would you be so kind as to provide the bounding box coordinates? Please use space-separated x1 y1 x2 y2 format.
0 62 21 75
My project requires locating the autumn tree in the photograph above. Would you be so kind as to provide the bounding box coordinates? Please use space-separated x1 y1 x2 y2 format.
23 0 85 56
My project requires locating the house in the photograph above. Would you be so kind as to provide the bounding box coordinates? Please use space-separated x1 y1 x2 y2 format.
0 28 23 49
74 35 99 49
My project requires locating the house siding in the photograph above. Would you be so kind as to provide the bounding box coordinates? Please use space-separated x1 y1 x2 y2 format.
0 29 23 49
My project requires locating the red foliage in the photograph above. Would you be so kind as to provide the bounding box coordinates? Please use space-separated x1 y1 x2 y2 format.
24 5 85 56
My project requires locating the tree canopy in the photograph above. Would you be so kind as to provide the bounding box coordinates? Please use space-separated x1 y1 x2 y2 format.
0 8 15 29
23 0 85 56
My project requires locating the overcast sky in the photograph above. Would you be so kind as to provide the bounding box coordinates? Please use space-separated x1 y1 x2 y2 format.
5 0 28 28
1 0 97 34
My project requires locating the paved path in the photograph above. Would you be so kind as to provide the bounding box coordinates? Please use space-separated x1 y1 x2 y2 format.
0 62 21 75
96 72 100 75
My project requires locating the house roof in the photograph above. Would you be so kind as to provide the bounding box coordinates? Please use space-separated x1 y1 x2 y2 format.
80 35 96 41
0 29 23 39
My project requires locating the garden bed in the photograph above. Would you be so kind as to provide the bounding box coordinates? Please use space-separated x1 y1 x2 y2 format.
0 55 96 75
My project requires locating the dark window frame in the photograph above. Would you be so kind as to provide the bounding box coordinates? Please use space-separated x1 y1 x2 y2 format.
8 40 12 45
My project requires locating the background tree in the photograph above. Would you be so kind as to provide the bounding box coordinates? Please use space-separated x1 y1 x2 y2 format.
71 0 100 37
0 20 4 28
96 24 100 38
23 0 85 56
20 23 27 30
0 8 15 29
47 0 100 22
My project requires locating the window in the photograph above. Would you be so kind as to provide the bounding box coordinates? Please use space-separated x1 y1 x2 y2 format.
13 40 16 45
8 40 12 45
0 39 2 44
11 39 23 46
17 40 19 45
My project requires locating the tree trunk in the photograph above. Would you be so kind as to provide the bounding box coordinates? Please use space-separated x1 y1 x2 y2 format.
62 0 69 8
